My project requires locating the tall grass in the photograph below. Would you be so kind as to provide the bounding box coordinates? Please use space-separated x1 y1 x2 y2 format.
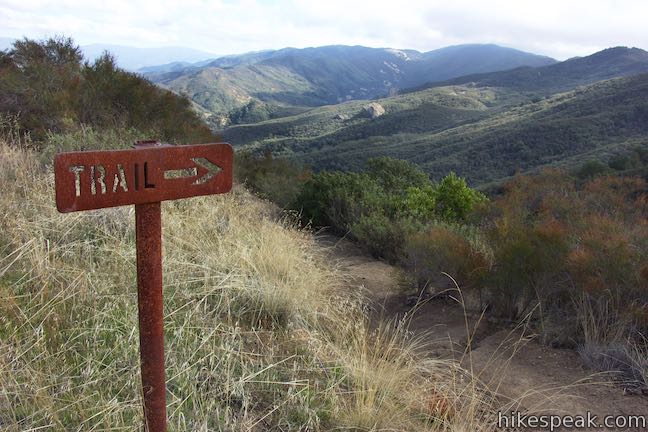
0 138 499 431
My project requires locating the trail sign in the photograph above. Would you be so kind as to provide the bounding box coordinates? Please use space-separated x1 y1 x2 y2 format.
55 142 233 213
55 141 233 432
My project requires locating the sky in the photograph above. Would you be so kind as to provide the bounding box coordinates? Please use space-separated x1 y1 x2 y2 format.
1 0 647 61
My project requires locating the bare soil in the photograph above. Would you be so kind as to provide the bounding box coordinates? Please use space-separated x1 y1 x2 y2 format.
317 234 648 431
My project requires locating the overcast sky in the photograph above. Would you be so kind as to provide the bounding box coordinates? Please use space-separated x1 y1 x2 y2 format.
1 0 646 60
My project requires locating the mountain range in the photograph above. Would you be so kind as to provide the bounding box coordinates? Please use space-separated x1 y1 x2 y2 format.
144 44 556 125
220 46 648 187
413 46 648 94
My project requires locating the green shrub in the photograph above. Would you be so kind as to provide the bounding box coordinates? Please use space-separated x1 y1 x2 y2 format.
292 158 486 262
235 151 310 207
609 152 642 171
576 160 611 180
351 214 412 262
365 157 429 195
434 172 487 221
402 185 437 220
294 171 386 231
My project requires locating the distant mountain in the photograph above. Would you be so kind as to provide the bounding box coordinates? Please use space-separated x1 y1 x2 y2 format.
414 46 648 94
137 58 216 74
80 44 218 71
0 37 218 71
224 71 648 186
207 50 283 68
399 44 556 87
137 50 279 75
145 44 555 124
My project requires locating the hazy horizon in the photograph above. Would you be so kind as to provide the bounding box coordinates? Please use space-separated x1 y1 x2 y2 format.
1 0 647 62
1 35 643 72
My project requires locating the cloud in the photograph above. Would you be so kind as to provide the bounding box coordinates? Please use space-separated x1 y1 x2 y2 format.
0 0 646 59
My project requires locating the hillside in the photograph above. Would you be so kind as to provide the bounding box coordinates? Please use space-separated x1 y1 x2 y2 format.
413 46 648 95
0 36 215 144
224 84 503 146
0 135 508 430
224 72 648 185
146 44 555 125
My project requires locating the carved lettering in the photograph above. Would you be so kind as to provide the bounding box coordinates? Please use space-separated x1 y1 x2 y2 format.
112 164 129 193
91 165 107 195
69 165 85 197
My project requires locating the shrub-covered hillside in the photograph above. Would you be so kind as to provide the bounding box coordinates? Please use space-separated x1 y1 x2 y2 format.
239 153 648 384
225 71 648 186
0 36 215 144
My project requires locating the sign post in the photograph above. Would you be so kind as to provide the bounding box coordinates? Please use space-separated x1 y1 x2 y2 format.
55 141 233 431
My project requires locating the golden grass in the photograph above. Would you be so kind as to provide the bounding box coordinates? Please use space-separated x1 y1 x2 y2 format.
0 137 499 431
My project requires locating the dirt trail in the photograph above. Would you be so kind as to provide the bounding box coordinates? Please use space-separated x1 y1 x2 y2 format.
317 234 648 430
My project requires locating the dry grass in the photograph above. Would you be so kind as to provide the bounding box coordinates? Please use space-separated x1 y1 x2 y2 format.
575 295 648 389
0 136 499 431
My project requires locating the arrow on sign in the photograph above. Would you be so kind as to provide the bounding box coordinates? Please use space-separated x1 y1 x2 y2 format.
163 157 223 185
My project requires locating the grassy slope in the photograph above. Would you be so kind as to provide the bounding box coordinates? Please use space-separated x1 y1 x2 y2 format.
224 73 648 185
0 134 497 431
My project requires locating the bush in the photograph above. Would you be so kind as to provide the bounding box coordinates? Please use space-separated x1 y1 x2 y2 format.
403 224 491 296
294 170 386 231
365 156 429 195
235 151 310 207
486 217 570 319
481 170 648 336
351 214 412 262
434 172 487 221
576 160 611 180
292 158 486 262
402 185 437 220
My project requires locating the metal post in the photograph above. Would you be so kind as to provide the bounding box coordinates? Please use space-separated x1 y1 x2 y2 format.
135 200 166 431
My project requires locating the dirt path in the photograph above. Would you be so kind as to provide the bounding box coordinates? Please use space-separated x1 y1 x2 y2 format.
317 234 648 430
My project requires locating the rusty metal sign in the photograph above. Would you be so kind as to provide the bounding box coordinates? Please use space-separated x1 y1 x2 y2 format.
55 141 234 432
55 142 233 213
